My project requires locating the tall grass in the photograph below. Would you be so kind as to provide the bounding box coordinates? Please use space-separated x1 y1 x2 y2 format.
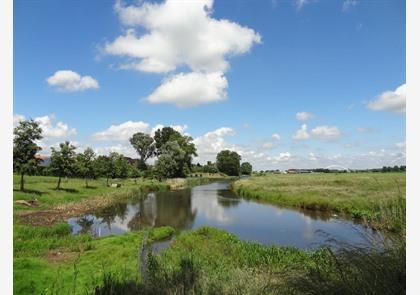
89 226 405 295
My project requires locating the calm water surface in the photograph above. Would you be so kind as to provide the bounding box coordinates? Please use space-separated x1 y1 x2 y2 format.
68 181 377 249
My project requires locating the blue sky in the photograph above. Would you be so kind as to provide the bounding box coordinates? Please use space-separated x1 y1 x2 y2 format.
14 0 406 170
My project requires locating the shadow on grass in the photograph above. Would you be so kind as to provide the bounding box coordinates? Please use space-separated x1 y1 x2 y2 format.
13 189 48 195
51 188 79 193
85 186 98 189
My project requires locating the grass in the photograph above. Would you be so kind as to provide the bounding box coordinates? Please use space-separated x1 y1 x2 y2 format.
232 172 406 231
13 221 174 295
13 175 171 211
92 227 405 295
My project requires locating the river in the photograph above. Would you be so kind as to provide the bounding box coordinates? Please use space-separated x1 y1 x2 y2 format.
67 181 379 249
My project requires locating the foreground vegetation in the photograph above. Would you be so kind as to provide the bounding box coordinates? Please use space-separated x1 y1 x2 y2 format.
14 221 174 295
233 172 406 231
93 227 405 295
14 225 405 295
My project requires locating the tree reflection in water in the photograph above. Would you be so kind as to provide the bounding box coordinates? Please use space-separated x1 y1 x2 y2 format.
127 190 196 231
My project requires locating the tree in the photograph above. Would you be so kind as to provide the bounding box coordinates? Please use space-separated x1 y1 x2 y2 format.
156 141 187 178
154 127 180 154
95 155 113 186
129 132 155 170
203 161 218 173
153 127 197 176
50 141 76 190
155 154 179 179
216 150 241 176
13 119 43 191
240 162 253 175
75 147 96 187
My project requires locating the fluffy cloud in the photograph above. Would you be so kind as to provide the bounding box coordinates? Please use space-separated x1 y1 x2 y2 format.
105 0 260 107
296 111 314 121
311 125 341 140
46 70 99 92
146 72 227 107
272 152 292 162
92 121 150 141
92 120 189 141
13 114 77 138
293 124 310 140
193 127 237 163
292 124 341 140
367 84 406 113
272 133 281 140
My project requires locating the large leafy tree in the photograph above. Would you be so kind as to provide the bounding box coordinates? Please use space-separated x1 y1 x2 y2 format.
129 132 155 170
216 150 242 176
75 147 96 188
153 127 197 176
240 162 253 175
50 141 76 190
13 119 43 191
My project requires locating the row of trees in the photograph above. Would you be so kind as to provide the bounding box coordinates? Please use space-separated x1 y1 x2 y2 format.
14 119 252 191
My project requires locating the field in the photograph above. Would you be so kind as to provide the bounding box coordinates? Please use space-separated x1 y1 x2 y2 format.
13 173 406 294
233 172 406 231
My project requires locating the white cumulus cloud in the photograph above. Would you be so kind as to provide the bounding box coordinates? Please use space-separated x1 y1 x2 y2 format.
14 114 77 138
46 70 99 92
367 83 406 113
92 121 150 141
296 111 314 121
105 0 260 107
146 72 227 107
293 124 310 140
311 125 341 140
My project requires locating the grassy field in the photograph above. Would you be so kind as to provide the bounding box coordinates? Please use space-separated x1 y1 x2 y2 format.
233 172 406 231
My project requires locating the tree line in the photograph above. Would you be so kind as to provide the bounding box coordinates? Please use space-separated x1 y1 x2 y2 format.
13 120 252 191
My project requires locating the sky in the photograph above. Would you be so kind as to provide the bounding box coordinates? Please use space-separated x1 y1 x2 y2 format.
13 0 406 170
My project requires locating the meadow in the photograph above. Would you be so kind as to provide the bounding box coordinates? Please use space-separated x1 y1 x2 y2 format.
233 172 406 231
13 173 406 294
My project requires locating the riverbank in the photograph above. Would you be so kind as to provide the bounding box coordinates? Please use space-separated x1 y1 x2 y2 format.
14 222 174 294
93 227 405 295
232 172 406 231
13 174 232 226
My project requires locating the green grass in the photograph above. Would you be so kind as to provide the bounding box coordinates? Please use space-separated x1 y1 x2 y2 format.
92 227 405 295
13 175 172 211
14 221 174 295
232 173 406 231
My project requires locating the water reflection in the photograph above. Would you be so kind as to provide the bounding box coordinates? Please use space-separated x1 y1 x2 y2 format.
68 181 380 249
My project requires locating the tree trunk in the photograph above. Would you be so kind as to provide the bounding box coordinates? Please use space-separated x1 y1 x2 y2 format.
56 176 61 190
85 176 88 188
20 172 25 191
106 176 109 187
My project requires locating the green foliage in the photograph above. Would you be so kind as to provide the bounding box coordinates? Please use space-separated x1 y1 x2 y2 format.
50 141 77 189
13 119 43 191
129 132 155 170
89 227 405 294
153 127 197 178
75 148 96 187
216 150 241 176
155 153 180 179
240 162 252 175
